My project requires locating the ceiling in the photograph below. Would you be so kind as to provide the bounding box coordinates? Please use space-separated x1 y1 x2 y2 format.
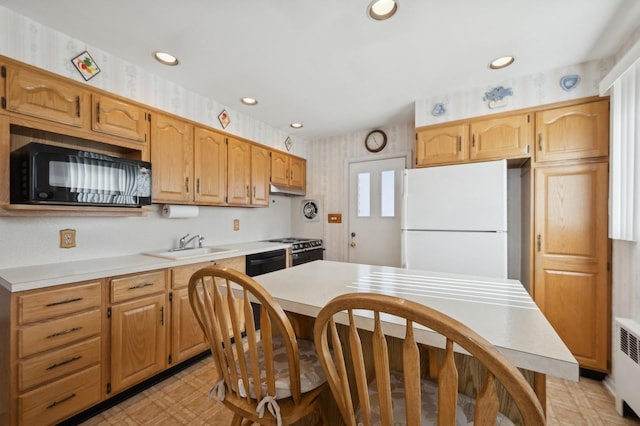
1 0 639 140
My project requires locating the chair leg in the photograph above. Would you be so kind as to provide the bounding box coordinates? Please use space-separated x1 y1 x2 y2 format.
315 406 329 426
231 413 244 426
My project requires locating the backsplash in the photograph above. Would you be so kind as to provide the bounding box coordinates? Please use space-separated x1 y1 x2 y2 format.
0 199 293 270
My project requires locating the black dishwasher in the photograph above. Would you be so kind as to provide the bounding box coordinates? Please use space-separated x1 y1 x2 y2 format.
245 249 287 329
245 249 287 276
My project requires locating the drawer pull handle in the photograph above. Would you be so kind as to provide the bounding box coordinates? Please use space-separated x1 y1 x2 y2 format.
129 282 154 290
46 356 82 370
47 326 82 339
45 297 82 307
46 393 76 409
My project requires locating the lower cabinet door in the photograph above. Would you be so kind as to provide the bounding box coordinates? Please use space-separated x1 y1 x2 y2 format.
19 365 101 426
170 287 208 364
110 293 166 394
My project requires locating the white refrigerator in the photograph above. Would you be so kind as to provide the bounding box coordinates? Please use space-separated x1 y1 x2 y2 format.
401 160 508 278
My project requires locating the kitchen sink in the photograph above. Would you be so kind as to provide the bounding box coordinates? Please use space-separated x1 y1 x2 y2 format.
143 246 237 260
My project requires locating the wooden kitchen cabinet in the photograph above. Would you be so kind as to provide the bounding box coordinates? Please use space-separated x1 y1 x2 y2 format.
2 63 88 128
271 150 306 190
534 161 610 372
108 270 167 394
226 138 269 206
251 144 270 206
415 123 469 166
91 94 148 143
227 136 252 205
10 280 103 426
169 256 246 365
470 113 532 161
535 99 609 163
150 113 194 203
415 113 532 167
169 262 211 365
194 127 227 205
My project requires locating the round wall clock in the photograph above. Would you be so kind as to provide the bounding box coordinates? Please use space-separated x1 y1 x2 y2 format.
364 129 387 153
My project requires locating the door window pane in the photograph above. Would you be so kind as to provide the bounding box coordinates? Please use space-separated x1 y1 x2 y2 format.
357 172 370 217
381 170 395 217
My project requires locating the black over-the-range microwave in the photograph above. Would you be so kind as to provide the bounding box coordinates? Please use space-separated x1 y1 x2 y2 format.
10 142 152 207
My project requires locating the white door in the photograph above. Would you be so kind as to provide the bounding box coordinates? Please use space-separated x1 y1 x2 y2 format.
348 156 406 266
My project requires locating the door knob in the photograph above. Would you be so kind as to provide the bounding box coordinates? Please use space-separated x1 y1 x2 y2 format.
350 242 356 248
351 232 356 237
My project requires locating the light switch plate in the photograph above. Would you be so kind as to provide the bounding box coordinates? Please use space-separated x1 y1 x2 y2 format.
328 213 342 224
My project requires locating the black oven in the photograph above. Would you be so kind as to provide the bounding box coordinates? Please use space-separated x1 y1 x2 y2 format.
266 238 324 266
291 248 324 266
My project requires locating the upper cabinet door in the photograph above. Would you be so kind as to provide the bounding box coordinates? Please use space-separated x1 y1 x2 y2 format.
270 151 289 186
227 137 251 206
194 127 227 205
150 113 194 203
289 156 306 190
415 124 469 166
535 100 609 163
470 113 532 161
4 65 87 127
251 145 270 207
91 94 148 142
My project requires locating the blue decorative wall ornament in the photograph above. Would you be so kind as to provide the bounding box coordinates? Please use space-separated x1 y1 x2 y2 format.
483 86 513 109
432 103 446 116
560 75 580 91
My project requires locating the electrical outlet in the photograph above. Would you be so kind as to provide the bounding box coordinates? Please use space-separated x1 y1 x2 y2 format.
60 229 76 248
233 219 240 231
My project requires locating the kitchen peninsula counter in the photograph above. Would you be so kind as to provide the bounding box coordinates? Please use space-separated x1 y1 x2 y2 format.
253 260 579 382
0 241 290 292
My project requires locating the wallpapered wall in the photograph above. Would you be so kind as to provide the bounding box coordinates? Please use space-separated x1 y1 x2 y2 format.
415 59 613 128
0 6 308 158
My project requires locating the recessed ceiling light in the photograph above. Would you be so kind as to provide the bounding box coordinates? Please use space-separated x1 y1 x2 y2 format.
368 0 398 20
290 123 303 129
489 56 515 70
241 97 258 106
153 51 179 66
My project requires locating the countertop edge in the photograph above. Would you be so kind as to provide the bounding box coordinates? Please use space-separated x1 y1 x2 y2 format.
0 241 291 292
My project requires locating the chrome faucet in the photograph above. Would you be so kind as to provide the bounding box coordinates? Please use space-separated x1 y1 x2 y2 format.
177 233 204 250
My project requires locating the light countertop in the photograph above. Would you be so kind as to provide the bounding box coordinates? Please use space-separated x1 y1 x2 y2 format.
0 241 290 293
253 260 579 381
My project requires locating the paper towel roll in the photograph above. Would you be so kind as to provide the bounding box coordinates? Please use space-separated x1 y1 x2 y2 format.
162 204 199 219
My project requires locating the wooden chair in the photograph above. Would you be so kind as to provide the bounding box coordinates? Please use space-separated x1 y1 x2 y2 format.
188 266 328 426
313 292 546 425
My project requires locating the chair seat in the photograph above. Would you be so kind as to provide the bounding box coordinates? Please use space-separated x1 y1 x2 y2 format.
359 370 514 426
233 335 327 400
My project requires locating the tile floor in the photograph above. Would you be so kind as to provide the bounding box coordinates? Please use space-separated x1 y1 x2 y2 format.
80 355 639 425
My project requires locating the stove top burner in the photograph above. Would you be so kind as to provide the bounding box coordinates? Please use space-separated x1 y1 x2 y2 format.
267 237 323 253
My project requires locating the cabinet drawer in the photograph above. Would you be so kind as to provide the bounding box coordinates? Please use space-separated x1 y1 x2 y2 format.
110 270 166 303
171 262 212 289
19 336 101 391
19 365 101 426
19 309 101 358
18 281 102 325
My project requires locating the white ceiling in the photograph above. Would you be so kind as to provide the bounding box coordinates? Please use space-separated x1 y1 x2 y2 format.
1 0 639 140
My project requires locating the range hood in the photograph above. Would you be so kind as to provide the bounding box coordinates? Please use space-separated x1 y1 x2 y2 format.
269 184 305 197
